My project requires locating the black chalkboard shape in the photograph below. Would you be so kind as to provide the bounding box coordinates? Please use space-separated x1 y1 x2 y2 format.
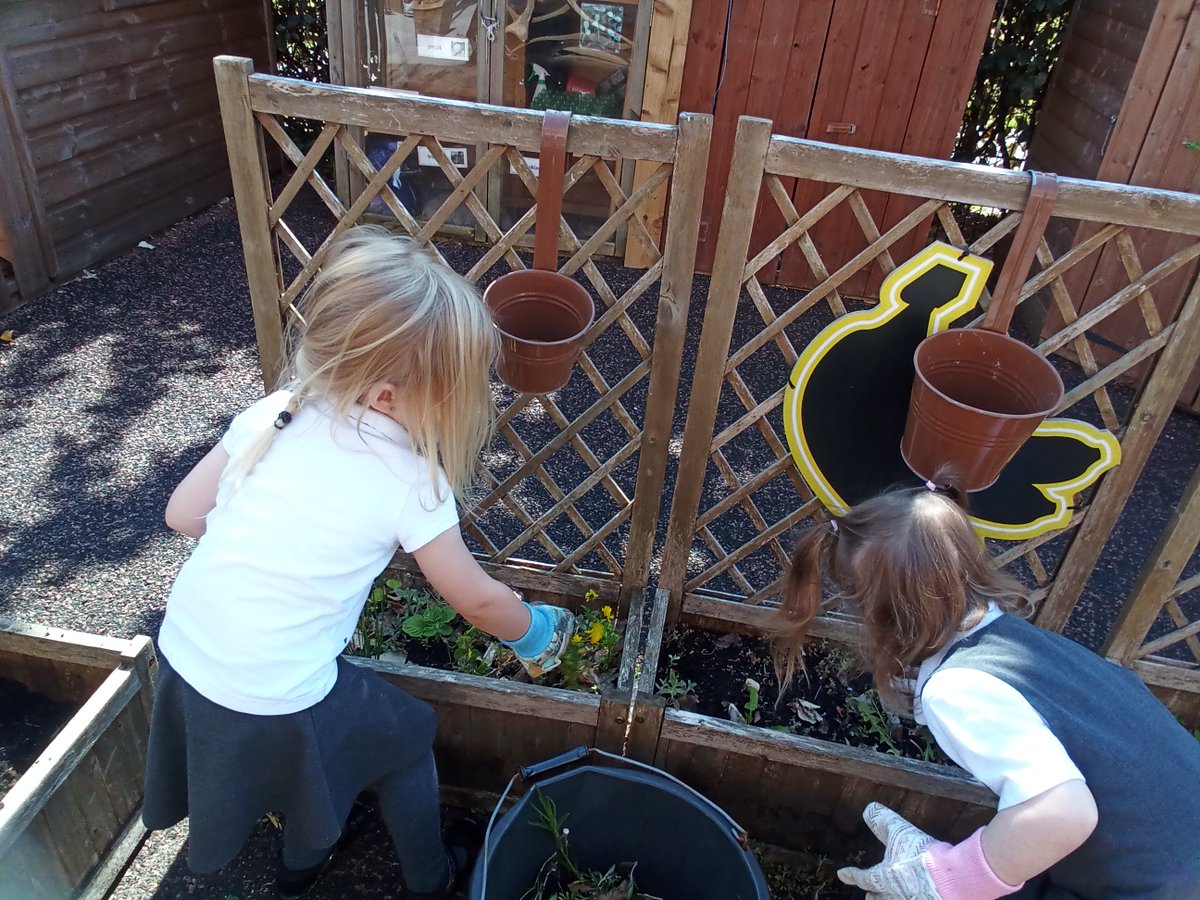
783 242 1120 540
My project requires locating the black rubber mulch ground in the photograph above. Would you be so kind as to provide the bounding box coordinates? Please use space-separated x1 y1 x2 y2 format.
2 189 1197 897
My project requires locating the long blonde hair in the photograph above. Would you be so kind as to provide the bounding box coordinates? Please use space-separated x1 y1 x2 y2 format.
769 470 1032 709
228 226 497 500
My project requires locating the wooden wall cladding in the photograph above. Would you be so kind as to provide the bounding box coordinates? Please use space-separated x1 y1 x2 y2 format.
676 0 995 292
1028 0 1200 412
0 0 271 304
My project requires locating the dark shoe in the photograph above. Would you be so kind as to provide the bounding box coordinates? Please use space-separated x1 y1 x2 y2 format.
274 847 335 898
406 819 483 900
274 797 374 898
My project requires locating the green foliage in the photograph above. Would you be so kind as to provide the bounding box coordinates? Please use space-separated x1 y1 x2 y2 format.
402 602 457 641
271 0 328 83
955 0 1075 169
848 689 942 762
554 594 624 692
269 0 329 147
451 626 508 677
656 668 696 708
348 579 400 659
525 790 661 900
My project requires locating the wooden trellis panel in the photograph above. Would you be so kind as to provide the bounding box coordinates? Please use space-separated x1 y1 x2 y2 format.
1103 462 1200 720
213 56 712 605
660 116 1200 642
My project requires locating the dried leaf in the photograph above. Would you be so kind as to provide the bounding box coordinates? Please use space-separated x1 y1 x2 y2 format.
725 702 746 724
137 240 155 249
713 632 742 649
0 330 13 343
790 699 824 725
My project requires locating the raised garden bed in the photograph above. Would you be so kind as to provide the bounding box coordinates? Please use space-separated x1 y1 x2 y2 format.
0 619 157 899
342 569 658 803
640 604 998 858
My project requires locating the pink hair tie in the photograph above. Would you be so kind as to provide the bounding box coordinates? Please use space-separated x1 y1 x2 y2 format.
925 480 938 492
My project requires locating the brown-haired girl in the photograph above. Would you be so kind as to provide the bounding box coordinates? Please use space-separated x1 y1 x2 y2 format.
771 474 1200 899
144 226 573 898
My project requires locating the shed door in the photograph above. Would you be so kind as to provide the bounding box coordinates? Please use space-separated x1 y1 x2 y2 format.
680 0 993 295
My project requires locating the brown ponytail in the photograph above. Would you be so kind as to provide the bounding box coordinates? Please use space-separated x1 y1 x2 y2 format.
769 524 835 690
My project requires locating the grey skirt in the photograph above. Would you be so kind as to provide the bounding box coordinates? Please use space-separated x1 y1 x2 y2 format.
143 652 437 873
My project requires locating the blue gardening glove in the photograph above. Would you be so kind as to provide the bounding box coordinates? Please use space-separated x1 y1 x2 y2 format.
502 601 575 677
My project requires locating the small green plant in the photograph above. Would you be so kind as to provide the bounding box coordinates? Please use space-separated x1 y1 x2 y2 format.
848 690 903 755
348 578 400 658
656 668 696 709
525 790 661 899
401 601 457 641
555 591 624 692
1192 727 1200 743
450 626 505 677
744 677 762 723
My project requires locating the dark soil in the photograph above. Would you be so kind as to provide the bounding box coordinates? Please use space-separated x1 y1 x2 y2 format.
0 677 77 797
110 795 480 900
656 627 954 767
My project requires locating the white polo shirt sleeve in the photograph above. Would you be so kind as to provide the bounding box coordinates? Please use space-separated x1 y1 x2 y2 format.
394 463 460 553
921 667 1085 810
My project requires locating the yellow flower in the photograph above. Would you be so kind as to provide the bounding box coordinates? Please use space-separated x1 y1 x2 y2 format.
586 622 605 645
584 589 599 602
601 605 614 621
571 634 583 645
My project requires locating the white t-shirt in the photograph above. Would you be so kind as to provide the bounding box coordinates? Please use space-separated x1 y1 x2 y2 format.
914 605 1085 810
159 390 460 714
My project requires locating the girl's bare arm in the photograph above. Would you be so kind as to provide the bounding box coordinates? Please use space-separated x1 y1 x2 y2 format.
982 779 1098 884
165 444 230 538
412 526 531 642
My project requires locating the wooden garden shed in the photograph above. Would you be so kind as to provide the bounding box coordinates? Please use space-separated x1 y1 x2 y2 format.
1026 0 1200 412
655 0 997 288
0 0 272 313
325 0 996 296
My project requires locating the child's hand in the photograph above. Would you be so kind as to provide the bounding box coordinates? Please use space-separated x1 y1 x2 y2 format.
502 602 575 677
838 802 941 898
839 802 1022 899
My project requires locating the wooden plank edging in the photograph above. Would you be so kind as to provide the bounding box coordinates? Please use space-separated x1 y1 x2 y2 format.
349 656 601 726
659 710 994 807
0 667 140 857
0 620 132 669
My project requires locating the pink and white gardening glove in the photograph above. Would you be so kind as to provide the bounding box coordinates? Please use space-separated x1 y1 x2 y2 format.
838 802 1023 900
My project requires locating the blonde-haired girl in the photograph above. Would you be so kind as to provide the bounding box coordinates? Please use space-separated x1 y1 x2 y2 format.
771 473 1200 899
144 226 573 898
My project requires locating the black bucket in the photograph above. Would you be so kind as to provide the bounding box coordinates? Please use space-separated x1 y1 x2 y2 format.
470 748 769 900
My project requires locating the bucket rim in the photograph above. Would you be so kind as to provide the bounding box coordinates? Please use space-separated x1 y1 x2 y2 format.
484 270 595 349
912 329 1063 421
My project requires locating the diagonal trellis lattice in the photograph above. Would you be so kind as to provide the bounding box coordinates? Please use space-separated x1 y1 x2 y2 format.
661 120 1200 633
215 57 710 595
1105 463 1200 670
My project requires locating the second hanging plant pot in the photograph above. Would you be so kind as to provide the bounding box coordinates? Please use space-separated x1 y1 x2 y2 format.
901 171 1064 491
484 110 595 394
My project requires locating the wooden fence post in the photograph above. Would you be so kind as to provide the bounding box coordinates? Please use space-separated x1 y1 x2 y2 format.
1038 270 1200 632
1103 462 1200 663
658 116 773 621
213 55 287 391
622 113 712 606
624 0 694 268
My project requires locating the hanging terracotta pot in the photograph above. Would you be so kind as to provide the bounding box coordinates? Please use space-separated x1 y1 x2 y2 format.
484 111 595 394
901 172 1065 491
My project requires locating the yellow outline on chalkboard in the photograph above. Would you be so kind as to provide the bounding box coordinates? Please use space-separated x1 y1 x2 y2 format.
970 419 1121 540
782 242 993 514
